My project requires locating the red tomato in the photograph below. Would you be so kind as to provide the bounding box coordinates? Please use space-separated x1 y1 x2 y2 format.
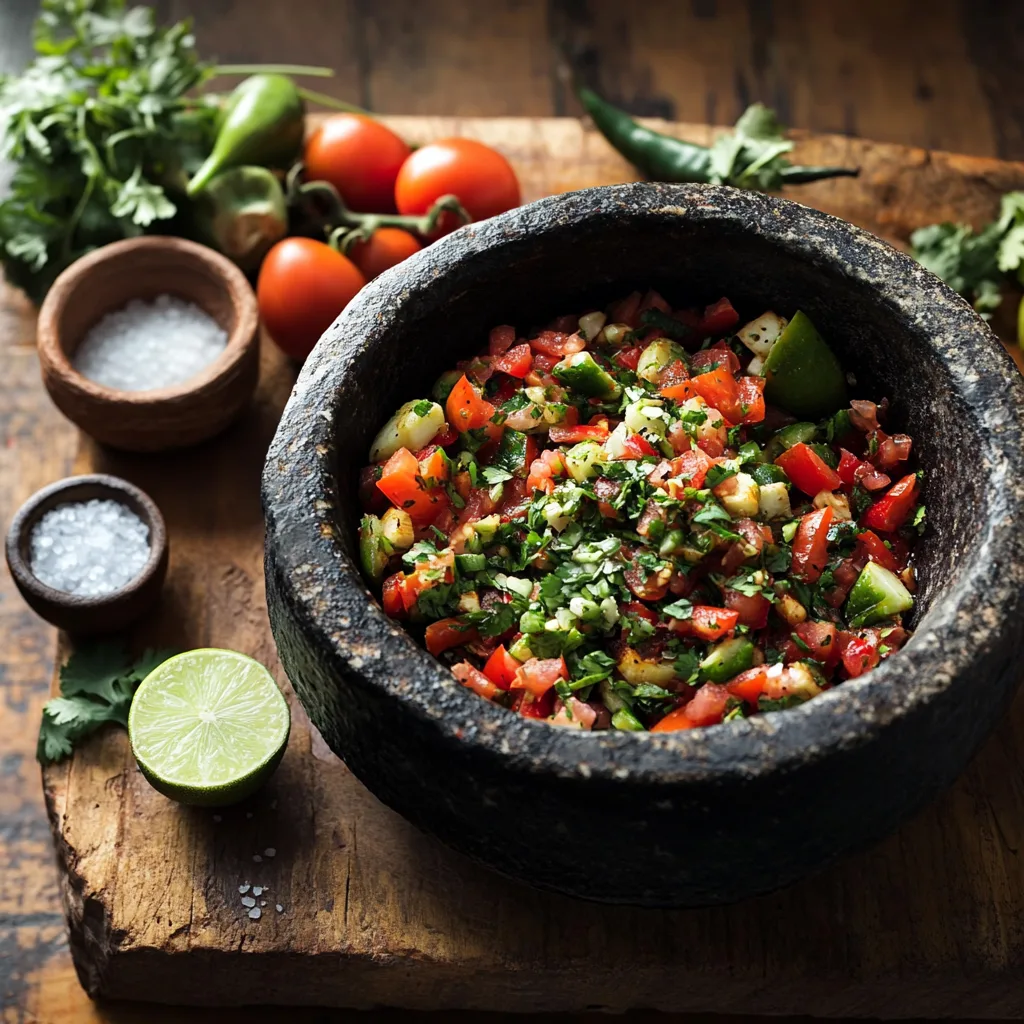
624 560 669 602
609 291 642 327
794 620 839 667
724 588 770 629
618 433 658 460
737 375 766 424
446 374 496 432
395 138 521 226
697 297 740 336
416 445 450 485
529 331 585 358
376 447 449 525
837 448 863 489
452 661 503 700
649 705 696 733
488 325 517 354
690 340 741 375
304 114 412 213
527 449 564 494
348 227 422 280
425 617 477 656
257 238 367 361
666 606 739 642
691 365 744 424
775 442 842 496
652 683 730 731
613 345 644 371
516 688 556 719
791 505 834 583
861 473 919 532
727 667 769 704
548 424 610 444
381 573 406 617
660 378 698 402
855 530 901 573
491 343 533 378
839 634 879 678
483 645 520 690
510 657 568 697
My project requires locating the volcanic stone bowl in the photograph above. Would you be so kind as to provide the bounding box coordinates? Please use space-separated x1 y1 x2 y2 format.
263 182 1024 907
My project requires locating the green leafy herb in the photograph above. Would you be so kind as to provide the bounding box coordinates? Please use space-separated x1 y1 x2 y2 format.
661 597 693 620
38 642 176 764
707 104 803 191
639 308 691 340
911 504 927 535
482 466 513 485
411 399 434 417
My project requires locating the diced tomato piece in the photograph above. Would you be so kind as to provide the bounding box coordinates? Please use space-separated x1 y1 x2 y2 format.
861 473 919 533
432 423 460 448
415 444 450 486
667 605 739 642
612 345 643 371
874 433 913 470
425 617 478 656
358 463 389 514
376 447 450 525
775 442 842 496
791 505 834 583
639 289 671 315
622 601 659 625
650 705 696 732
488 324 516 355
794 620 839 667
497 476 530 521
527 448 564 494
837 448 863 489
492 343 533 378
446 374 497 432
658 359 690 388
609 291 642 327
839 633 880 678
686 682 731 726
691 365 744 424
531 351 560 374
624 559 669 602
483 645 521 690
690 340 741 375
697 297 740 336
855 530 901 573
381 573 406 617
736 375 765 424
529 331 585 358
548 423 610 444
618 433 658 459
727 667 769 704
510 656 569 698
660 379 697 402
452 661 503 700
516 688 556 719
724 588 770 629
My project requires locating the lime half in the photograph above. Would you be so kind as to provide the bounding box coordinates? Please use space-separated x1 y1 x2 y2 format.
128 649 290 807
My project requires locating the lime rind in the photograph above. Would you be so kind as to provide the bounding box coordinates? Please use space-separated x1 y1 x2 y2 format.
128 648 290 805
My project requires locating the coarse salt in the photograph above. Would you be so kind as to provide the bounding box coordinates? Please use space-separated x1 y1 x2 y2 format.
73 294 227 392
30 499 149 597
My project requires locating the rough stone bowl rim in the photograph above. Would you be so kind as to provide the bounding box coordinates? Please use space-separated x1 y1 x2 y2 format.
264 181 1024 787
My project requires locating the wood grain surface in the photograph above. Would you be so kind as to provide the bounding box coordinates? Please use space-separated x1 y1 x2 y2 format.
4 2 1024 1022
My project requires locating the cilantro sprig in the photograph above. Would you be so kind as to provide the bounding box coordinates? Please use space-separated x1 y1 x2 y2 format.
38 643 175 765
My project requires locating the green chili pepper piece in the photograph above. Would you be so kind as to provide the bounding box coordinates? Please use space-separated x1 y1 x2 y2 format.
193 166 288 271
187 74 305 196
579 88 714 183
844 561 914 628
611 707 646 731
778 165 862 185
359 514 391 585
699 637 755 683
762 311 848 419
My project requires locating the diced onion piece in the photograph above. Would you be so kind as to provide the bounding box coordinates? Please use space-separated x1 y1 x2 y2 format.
758 481 792 521
813 490 852 521
775 592 807 626
713 472 760 518
617 648 677 686
380 507 414 550
737 311 787 359
369 400 445 462
578 311 607 341
564 441 606 482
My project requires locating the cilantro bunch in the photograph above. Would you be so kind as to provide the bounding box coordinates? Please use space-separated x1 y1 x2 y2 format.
910 191 1024 323
38 642 174 764
0 0 219 301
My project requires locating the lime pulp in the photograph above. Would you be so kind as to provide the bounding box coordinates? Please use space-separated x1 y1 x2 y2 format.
128 648 290 807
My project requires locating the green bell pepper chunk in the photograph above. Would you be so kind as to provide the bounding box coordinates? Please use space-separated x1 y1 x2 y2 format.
611 707 646 731
751 463 790 487
553 352 621 399
699 637 755 683
844 561 914 628
455 553 487 574
359 514 392 585
508 635 534 662
762 311 847 419
761 421 818 463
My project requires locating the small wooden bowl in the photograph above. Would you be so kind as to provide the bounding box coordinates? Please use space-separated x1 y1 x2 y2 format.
6 474 169 635
37 236 260 452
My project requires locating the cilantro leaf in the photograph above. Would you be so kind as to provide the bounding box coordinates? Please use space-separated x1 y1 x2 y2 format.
59 641 132 704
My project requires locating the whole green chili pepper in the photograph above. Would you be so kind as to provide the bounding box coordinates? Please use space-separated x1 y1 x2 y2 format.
187 74 305 196
578 87 858 190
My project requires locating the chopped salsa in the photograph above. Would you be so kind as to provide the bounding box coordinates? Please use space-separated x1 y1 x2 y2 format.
358 291 922 732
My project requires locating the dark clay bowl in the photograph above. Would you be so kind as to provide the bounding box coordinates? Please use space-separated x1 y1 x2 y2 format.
263 182 1024 907
6 474 168 635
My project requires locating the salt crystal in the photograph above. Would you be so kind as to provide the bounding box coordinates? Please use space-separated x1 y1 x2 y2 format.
252 887 263 897
253 855 262 863
30 499 150 597
263 848 276 858
260 900 266 907
73 294 228 392
240 896 256 908
275 904 283 914
248 907 262 920
238 884 250 895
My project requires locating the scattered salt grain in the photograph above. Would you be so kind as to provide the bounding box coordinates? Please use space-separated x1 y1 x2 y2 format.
260 900 266 907
240 896 256 908
253 855 262 863
275 904 283 914
263 847 276 858
238 884 250 895
252 887 263 897
73 295 227 392
248 907 262 920
30 499 149 597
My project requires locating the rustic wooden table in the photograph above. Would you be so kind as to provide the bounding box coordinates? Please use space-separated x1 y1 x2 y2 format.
4 2 1024 1022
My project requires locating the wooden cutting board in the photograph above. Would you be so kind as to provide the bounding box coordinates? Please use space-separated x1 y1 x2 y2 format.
38 115 1024 1016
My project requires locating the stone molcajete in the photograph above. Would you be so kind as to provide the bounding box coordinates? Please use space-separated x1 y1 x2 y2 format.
262 182 1024 907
